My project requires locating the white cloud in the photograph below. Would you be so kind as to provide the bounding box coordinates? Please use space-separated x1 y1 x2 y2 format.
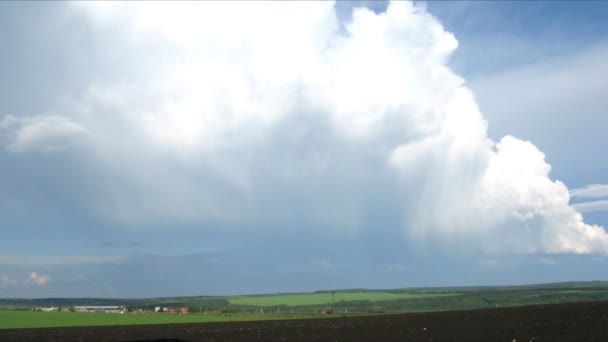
26 272 51 286
569 184 608 213
0 114 86 153
467 42 608 181
572 200 608 213
570 184 608 199
471 137 608 254
41 1 608 255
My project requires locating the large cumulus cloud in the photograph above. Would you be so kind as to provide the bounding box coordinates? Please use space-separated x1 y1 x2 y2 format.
9 1 607 254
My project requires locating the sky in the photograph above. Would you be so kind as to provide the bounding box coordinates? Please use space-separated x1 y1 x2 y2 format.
1 1 608 298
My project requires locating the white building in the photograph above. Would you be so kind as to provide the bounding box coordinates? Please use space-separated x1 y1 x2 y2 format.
73 306 124 313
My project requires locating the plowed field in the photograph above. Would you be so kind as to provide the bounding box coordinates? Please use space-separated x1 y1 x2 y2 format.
2 301 607 341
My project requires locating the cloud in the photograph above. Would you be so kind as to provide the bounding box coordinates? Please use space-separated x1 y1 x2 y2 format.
572 200 608 213
569 184 608 213
469 137 608 254
26 272 51 286
570 184 608 199
3 1 604 256
0 114 86 153
467 42 608 183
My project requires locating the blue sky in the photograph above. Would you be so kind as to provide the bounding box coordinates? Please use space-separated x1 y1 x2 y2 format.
1 1 608 298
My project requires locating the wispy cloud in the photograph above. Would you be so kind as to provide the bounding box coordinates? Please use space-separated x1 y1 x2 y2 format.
570 184 608 199
572 200 608 213
570 184 608 213
0 113 86 153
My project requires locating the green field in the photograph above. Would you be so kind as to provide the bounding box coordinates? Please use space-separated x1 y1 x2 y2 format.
2 281 608 329
229 292 457 306
0 311 289 329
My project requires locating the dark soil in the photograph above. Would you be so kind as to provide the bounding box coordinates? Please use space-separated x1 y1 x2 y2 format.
2 301 608 341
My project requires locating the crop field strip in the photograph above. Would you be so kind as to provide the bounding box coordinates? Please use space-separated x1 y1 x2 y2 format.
229 291 458 306
0 311 294 329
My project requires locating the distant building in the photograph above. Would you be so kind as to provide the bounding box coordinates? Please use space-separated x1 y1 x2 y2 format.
73 306 124 313
165 307 188 314
38 307 58 312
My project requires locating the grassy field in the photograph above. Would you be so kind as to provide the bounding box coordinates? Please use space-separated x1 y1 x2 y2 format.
229 292 458 306
0 311 293 329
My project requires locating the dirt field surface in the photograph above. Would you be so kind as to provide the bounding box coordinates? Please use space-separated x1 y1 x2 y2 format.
2 301 608 341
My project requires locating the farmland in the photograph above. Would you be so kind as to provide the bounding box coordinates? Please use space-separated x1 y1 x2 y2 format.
229 291 457 306
2 301 608 341
1 281 608 330
0 311 288 329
